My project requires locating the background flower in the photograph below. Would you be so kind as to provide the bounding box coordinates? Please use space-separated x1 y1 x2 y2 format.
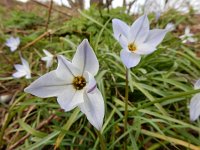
112 14 168 68
179 26 197 43
5 36 20 52
13 55 31 79
41 49 54 68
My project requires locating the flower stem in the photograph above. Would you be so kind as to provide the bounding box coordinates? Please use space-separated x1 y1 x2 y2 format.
124 68 129 148
96 130 106 150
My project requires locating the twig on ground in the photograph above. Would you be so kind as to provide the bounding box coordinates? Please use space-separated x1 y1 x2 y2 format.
8 114 57 150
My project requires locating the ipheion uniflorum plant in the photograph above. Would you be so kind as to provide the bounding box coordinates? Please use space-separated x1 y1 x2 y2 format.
112 14 169 146
25 39 105 131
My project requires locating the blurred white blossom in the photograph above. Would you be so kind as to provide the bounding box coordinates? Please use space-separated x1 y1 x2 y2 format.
189 79 200 121
13 55 31 79
179 26 197 43
41 49 54 68
5 37 20 52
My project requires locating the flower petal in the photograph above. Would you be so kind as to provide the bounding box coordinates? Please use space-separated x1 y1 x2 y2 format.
10 46 18 52
194 79 200 90
190 94 200 121
145 29 168 47
135 43 156 55
129 14 149 43
72 39 99 76
14 64 24 71
57 87 84 111
20 56 31 78
42 57 53 68
12 71 26 78
185 26 190 35
84 72 97 94
20 56 30 71
120 49 141 68
119 34 128 49
79 88 104 130
24 71 70 98
46 59 53 68
188 37 197 43
43 49 53 57
112 19 130 40
56 55 80 82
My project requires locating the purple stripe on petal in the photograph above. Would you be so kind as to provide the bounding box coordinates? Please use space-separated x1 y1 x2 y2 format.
87 84 97 93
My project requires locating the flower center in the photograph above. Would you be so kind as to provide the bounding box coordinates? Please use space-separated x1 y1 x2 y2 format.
72 76 86 90
128 43 137 52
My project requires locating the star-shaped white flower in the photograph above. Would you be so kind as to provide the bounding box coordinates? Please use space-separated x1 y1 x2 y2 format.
24 39 104 130
13 55 31 79
41 49 54 68
5 37 20 52
112 14 168 68
179 26 197 43
189 79 200 121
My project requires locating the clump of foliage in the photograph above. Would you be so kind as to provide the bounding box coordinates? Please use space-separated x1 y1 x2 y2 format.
0 3 200 150
4 11 44 29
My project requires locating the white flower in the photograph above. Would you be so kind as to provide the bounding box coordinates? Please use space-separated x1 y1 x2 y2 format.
112 14 168 68
13 55 31 79
5 37 20 52
179 26 197 43
24 39 104 130
165 23 175 31
41 49 54 68
189 79 200 121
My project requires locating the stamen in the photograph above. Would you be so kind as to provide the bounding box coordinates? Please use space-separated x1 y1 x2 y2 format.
72 76 86 90
128 43 137 52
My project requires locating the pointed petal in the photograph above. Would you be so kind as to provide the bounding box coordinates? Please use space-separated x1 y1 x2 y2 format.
190 94 200 121
57 86 84 111
194 79 200 90
24 71 71 98
20 56 31 78
84 72 97 94
112 19 130 40
20 56 30 72
119 34 128 49
72 39 99 76
129 14 149 43
41 56 50 61
135 43 156 55
79 88 104 130
120 49 141 68
56 55 81 82
46 59 53 68
145 29 168 47
185 26 190 35
42 57 53 68
43 49 53 57
14 64 24 71
12 71 26 78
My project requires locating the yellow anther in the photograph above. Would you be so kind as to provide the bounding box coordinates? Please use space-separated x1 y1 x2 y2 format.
128 43 137 52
